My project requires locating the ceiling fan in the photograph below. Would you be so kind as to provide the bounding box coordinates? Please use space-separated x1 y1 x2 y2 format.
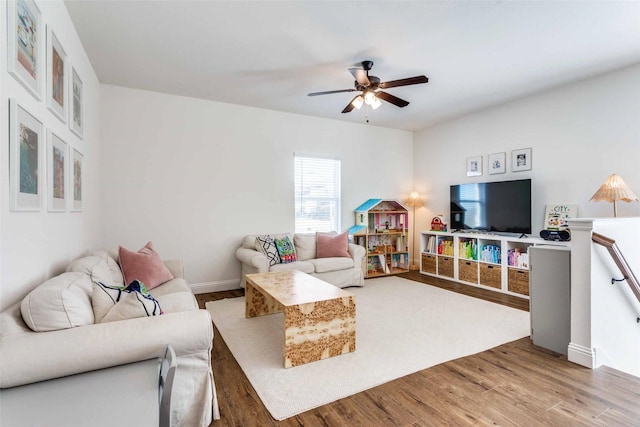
307 60 428 114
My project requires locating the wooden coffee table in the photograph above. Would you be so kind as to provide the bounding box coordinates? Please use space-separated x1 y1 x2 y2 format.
245 270 356 368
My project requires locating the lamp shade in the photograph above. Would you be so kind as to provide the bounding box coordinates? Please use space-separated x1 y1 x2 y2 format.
590 174 639 203
404 191 424 208
590 173 638 217
351 95 364 110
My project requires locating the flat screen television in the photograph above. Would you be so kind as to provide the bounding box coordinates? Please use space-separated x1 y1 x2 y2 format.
450 179 531 234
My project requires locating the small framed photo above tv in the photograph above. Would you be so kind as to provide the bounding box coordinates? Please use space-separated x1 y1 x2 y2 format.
488 152 506 174
512 148 532 172
466 155 482 177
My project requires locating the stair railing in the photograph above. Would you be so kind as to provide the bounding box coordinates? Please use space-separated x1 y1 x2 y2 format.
591 232 640 322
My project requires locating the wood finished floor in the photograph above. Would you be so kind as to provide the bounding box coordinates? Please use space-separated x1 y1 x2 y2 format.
196 272 640 426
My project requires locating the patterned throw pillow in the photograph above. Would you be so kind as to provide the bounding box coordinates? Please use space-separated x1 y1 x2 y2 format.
275 236 297 263
256 236 281 266
93 280 163 323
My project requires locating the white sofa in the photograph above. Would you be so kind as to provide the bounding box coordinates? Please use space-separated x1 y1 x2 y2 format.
236 232 365 288
0 250 219 426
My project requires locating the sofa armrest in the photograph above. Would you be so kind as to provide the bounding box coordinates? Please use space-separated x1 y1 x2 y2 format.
0 309 213 388
235 247 269 272
348 243 366 266
163 259 184 279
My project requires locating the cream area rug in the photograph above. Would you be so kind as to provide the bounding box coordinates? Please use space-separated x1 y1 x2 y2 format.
206 276 530 421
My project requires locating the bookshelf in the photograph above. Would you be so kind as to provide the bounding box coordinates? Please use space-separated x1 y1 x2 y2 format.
420 230 569 297
348 199 410 278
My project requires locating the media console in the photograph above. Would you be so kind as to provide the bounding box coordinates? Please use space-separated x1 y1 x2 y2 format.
420 230 569 298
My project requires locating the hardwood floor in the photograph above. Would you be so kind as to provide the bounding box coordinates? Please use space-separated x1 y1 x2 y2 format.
196 274 640 426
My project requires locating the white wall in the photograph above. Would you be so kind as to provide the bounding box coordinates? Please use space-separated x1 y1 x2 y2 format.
0 1 102 310
99 85 413 290
413 64 640 236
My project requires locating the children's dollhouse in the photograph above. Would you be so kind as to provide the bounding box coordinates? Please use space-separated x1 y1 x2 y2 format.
348 199 410 278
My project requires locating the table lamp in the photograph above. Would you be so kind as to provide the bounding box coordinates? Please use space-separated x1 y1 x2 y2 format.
590 174 639 217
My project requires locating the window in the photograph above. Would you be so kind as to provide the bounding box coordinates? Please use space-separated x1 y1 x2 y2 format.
294 155 341 233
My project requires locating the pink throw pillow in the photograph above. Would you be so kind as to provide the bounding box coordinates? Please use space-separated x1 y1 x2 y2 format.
118 242 174 289
316 231 351 258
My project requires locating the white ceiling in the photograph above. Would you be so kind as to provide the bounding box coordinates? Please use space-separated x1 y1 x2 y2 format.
64 0 640 131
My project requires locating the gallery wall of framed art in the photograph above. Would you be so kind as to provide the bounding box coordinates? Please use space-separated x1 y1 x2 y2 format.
4 0 89 214
1 0 101 312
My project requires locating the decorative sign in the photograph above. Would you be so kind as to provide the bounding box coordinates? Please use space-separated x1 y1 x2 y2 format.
544 204 578 230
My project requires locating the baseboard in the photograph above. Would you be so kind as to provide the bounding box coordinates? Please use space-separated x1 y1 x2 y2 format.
190 279 241 294
568 342 597 368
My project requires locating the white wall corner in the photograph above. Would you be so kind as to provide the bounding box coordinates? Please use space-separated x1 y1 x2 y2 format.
190 279 241 294
568 343 598 368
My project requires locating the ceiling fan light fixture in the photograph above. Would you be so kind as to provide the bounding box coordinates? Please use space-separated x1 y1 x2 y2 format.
371 97 382 110
364 91 376 105
351 95 364 110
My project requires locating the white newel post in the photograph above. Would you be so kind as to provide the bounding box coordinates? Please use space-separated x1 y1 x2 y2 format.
567 219 598 368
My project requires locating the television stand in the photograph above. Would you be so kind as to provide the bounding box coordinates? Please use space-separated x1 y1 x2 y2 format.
419 230 569 298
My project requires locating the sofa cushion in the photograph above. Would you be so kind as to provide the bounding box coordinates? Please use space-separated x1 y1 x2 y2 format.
149 277 192 297
91 250 125 287
255 236 281 266
155 292 198 313
118 242 174 289
21 272 94 332
270 260 315 274
97 280 163 323
308 257 355 274
293 233 316 261
66 255 114 285
316 231 350 258
275 236 297 263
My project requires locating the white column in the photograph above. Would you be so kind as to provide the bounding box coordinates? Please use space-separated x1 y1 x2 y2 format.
567 218 598 368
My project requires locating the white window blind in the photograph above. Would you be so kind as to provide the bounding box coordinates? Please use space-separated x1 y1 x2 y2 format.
294 155 341 233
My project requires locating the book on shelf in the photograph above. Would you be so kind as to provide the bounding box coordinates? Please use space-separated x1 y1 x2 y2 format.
425 236 437 253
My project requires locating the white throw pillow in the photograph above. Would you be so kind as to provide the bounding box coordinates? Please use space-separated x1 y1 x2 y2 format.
92 282 124 322
21 272 94 332
91 250 125 287
94 281 163 324
66 255 114 285
293 233 317 261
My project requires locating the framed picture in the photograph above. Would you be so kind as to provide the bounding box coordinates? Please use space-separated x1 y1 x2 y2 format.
488 152 506 174
71 148 84 212
466 155 482 177
9 99 43 211
7 0 42 99
47 130 68 212
47 26 67 123
70 67 83 138
512 148 532 172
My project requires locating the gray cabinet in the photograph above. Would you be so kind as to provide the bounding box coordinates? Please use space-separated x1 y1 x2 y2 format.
529 245 571 355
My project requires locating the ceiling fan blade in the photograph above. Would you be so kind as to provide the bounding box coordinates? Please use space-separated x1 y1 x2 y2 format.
376 91 410 108
341 96 360 113
378 75 428 89
349 68 370 86
308 89 356 96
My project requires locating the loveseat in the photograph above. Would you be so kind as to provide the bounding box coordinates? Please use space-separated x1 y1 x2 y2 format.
236 232 365 288
0 246 219 426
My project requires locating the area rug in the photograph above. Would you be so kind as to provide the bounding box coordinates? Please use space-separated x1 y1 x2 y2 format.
206 276 530 420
